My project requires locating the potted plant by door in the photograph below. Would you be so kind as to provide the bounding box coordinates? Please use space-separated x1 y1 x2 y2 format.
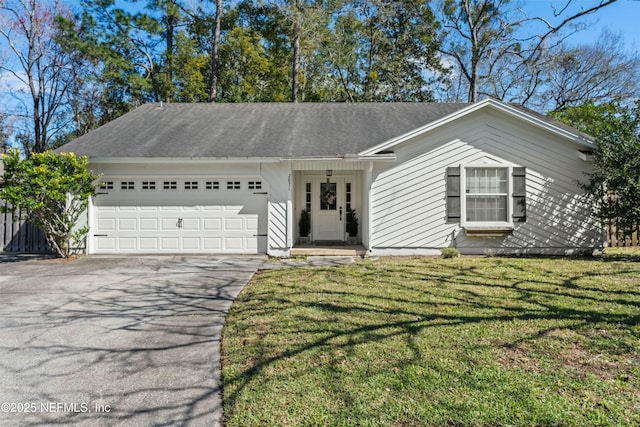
299 209 311 244
346 208 359 245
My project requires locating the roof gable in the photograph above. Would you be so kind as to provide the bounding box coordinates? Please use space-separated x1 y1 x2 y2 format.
358 98 596 156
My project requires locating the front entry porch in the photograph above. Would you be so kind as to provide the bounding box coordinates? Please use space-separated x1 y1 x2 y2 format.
293 169 364 246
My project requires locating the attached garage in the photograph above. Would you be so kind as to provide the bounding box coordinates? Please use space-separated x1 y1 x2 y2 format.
90 177 268 254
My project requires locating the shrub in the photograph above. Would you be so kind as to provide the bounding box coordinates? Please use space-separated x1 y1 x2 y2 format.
299 209 311 237
346 208 359 237
441 247 461 258
1 149 97 258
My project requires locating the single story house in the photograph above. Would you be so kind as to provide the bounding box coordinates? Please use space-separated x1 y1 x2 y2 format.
59 98 604 257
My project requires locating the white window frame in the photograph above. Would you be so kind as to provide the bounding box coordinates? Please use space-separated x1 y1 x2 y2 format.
460 163 514 230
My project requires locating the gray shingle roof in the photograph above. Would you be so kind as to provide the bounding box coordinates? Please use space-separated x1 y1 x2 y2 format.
59 102 472 158
59 101 594 158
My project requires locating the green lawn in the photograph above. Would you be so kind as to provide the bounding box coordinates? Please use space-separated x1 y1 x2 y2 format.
222 254 640 426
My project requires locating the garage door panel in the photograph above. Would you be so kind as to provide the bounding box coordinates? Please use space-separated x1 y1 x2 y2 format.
161 237 180 250
182 218 200 231
97 206 116 213
224 237 244 250
204 238 222 250
118 218 137 231
161 218 179 231
96 237 116 250
246 217 258 231
119 237 137 250
140 237 159 250
204 218 222 231
246 237 258 250
182 237 201 250
224 218 243 231
93 178 268 254
97 218 116 231
140 218 159 231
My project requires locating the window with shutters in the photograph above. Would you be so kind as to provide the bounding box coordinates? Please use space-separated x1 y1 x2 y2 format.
446 165 526 228
465 167 508 222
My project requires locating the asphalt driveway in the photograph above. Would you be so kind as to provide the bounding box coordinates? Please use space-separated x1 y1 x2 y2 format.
0 255 264 427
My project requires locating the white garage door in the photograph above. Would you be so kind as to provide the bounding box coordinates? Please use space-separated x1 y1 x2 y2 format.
92 178 268 254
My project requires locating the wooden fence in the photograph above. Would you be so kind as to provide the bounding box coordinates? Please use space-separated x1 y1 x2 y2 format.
1 203 50 253
607 224 640 247
1 158 49 253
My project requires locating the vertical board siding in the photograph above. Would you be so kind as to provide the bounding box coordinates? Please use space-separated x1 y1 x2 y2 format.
370 109 603 254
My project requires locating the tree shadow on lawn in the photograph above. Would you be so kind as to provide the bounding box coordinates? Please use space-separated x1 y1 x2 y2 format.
223 257 640 420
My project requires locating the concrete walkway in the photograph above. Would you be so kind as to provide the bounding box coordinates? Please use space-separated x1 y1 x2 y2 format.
0 255 264 427
261 255 357 270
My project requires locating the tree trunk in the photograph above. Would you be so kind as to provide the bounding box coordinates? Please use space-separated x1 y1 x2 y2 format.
290 0 303 103
465 0 478 103
292 27 300 103
208 0 223 103
166 0 175 102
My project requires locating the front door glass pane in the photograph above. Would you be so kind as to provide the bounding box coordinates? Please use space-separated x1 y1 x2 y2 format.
320 182 337 210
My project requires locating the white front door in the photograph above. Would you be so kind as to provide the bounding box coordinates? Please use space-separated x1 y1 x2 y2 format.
313 177 344 241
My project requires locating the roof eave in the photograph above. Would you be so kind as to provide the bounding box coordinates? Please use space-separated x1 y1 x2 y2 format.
87 156 282 164
288 154 397 161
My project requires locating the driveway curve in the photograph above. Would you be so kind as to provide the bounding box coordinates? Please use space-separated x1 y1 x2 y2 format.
0 255 264 427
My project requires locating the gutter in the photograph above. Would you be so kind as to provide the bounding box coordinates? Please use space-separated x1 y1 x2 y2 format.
88 157 282 164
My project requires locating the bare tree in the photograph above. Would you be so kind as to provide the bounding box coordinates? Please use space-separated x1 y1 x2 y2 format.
0 0 76 153
536 31 640 112
437 0 618 104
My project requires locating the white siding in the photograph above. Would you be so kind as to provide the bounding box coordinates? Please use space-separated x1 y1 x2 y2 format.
261 162 292 256
370 109 603 255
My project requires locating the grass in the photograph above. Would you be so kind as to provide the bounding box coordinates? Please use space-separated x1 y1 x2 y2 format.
222 254 640 426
